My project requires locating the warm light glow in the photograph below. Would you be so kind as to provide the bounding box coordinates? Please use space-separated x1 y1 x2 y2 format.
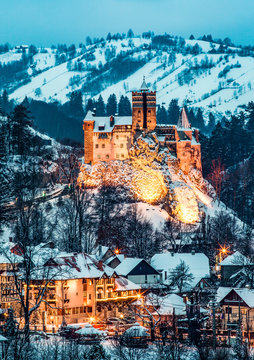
90 317 95 323
137 293 141 298
119 314 124 319
115 249 120 255
173 187 199 224
132 167 167 204
221 248 227 254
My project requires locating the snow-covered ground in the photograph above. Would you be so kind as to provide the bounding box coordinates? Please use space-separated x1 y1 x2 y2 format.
2 36 253 119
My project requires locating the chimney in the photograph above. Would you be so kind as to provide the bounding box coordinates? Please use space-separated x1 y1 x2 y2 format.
92 107 96 116
98 245 102 257
171 252 174 257
191 249 195 255
9 237 13 242
110 115 114 127
98 260 103 271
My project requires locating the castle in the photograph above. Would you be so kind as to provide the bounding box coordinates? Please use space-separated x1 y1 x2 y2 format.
83 78 202 174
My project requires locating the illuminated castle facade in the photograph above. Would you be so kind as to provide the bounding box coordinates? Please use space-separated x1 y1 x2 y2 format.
83 78 202 174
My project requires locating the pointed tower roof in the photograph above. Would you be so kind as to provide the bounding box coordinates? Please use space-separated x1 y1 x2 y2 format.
140 76 148 91
177 107 191 129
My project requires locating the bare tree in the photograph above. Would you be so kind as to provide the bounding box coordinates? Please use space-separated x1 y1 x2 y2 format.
168 260 194 293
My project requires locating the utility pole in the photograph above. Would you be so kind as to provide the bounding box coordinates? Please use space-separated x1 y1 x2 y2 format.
212 301 216 350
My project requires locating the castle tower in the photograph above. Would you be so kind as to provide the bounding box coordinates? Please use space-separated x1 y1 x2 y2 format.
83 111 94 164
132 77 156 131
177 107 191 129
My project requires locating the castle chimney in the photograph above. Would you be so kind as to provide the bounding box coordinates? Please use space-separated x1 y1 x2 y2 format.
110 115 114 127
92 107 96 116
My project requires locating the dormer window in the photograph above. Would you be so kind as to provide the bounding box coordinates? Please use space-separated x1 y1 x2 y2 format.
98 123 105 131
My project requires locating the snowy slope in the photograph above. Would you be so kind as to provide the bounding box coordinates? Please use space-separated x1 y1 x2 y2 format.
2 36 254 118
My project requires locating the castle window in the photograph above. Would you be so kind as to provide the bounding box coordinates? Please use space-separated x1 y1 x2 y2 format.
138 110 141 118
97 155 101 159
102 144 105 148
120 144 124 148
116 154 119 159
148 110 151 114
116 135 119 139
106 155 109 159
95 144 99 149
121 154 124 158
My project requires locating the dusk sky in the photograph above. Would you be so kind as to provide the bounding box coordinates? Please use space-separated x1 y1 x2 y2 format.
0 0 253 46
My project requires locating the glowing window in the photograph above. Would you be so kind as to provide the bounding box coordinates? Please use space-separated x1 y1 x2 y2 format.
97 155 101 159
95 144 99 148
102 144 105 148
120 144 124 148
106 155 109 159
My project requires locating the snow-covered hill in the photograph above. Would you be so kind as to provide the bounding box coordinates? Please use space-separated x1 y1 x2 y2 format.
2 36 254 120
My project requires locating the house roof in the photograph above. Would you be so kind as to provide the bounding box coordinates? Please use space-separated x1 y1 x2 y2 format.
115 277 141 291
115 258 143 276
33 253 114 281
216 287 254 308
134 293 186 316
84 112 132 133
219 251 251 266
115 258 159 277
151 252 210 291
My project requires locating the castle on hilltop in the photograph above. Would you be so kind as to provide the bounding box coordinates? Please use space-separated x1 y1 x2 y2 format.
83 78 202 174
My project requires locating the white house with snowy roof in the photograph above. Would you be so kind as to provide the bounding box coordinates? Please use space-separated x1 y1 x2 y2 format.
151 252 210 292
114 257 160 285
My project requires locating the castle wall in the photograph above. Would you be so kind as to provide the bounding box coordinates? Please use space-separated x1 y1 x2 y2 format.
92 128 132 164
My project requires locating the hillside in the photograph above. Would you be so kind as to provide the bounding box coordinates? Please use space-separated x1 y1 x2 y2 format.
1 35 254 123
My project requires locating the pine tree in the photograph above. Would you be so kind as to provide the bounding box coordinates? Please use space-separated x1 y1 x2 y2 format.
69 91 84 118
95 95 106 116
106 94 117 116
83 343 110 360
157 105 167 124
4 308 18 339
194 108 205 132
127 28 134 38
118 95 131 116
11 104 32 155
85 98 95 114
167 99 180 125
207 112 216 133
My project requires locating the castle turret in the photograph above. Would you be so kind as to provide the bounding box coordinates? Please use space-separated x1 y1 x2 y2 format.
132 77 156 131
83 111 95 164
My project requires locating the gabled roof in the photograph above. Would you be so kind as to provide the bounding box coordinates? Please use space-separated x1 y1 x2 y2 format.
115 277 141 291
115 258 159 277
220 251 251 266
216 287 254 308
83 112 132 133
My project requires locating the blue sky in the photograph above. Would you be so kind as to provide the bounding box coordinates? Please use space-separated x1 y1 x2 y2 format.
0 0 253 46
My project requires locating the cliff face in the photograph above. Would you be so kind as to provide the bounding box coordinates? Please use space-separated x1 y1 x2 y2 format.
78 132 215 224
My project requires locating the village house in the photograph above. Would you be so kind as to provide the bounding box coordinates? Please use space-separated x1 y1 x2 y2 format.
216 287 254 342
151 252 210 293
83 78 202 175
0 242 141 331
218 251 253 286
114 258 160 286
